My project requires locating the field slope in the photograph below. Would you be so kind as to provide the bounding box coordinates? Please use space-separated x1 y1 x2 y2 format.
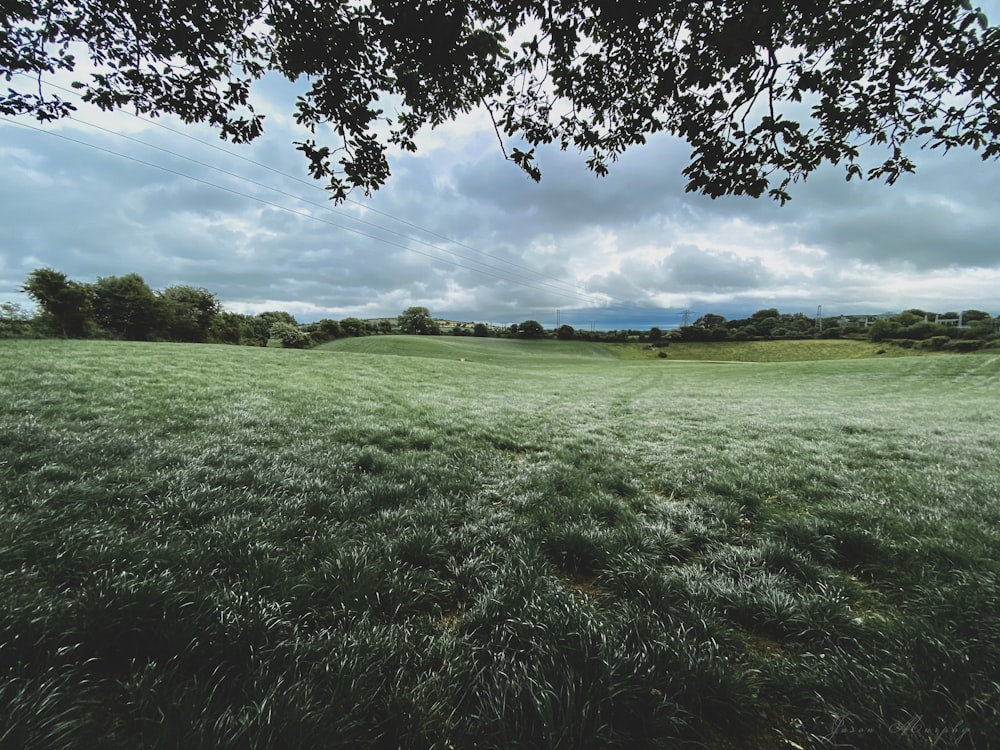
2 339 999 749
317 334 627 365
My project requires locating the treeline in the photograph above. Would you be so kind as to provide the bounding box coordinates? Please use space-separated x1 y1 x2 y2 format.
664 308 999 352
6 270 519 348
6 268 381 347
6 269 997 352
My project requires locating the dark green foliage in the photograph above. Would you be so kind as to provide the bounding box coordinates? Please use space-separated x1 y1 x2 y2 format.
91 273 158 340
22 268 92 337
158 285 221 342
952 339 985 351
301 318 343 344
517 319 546 339
338 317 367 337
269 321 309 348
208 310 253 344
396 306 440 336
0 301 31 338
4 1 1000 201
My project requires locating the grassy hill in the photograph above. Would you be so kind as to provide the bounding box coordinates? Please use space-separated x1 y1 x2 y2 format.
2 339 999 749
317 334 627 366
641 337 920 361
319 334 925 364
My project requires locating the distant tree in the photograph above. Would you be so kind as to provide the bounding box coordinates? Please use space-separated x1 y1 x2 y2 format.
256 310 297 328
518 320 546 339
376 319 394 335
269 321 309 348
247 311 296 345
750 308 780 322
339 317 366 337
818 318 842 339
556 324 575 340
965 315 996 341
745 309 781 338
0 301 31 338
962 310 991 323
893 311 925 327
397 306 440 335
868 319 898 343
694 314 727 329
22 268 92 337
209 311 251 344
314 318 343 341
899 320 949 340
676 326 701 342
473 322 490 338
159 285 220 342
91 273 159 339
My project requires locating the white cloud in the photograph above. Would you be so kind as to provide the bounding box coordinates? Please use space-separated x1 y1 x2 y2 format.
2 75 999 327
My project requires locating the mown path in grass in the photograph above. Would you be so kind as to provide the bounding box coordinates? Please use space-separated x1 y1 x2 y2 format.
2 339 998 749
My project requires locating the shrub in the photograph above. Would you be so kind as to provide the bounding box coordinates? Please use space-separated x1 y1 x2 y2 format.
919 335 950 350
269 322 310 348
952 339 984 352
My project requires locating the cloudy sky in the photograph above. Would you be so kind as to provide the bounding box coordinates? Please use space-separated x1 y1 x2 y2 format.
2 66 998 330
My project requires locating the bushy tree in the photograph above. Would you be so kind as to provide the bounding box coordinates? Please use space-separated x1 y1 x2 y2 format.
339 317 367 337
472 323 490 338
247 311 297 345
314 318 343 341
90 274 159 339
517 320 545 339
0 301 31 338
91 273 159 339
22 268 92 337
694 314 727 329
5 1 998 202
159 285 220 342
269 321 309 348
209 311 252 344
899 320 950 340
397 306 440 335
868 319 899 343
556 324 575 340
963 310 992 323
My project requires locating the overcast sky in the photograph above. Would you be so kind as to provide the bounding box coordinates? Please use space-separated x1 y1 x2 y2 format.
2 68 998 329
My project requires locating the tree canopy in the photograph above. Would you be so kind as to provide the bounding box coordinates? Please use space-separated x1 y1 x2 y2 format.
22 267 92 337
3 0 999 201
397 306 441 335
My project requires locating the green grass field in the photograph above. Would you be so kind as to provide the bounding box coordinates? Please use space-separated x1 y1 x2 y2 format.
2 338 998 749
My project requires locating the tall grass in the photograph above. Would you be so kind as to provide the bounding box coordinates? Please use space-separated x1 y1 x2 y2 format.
2 339 998 748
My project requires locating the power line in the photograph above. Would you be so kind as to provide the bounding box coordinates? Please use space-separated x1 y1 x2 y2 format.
18 73 625 309
5 76 692 323
4 116 638 308
60 113 598 299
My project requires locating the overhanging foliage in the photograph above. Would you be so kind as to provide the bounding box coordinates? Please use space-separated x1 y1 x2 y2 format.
2 0 999 201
